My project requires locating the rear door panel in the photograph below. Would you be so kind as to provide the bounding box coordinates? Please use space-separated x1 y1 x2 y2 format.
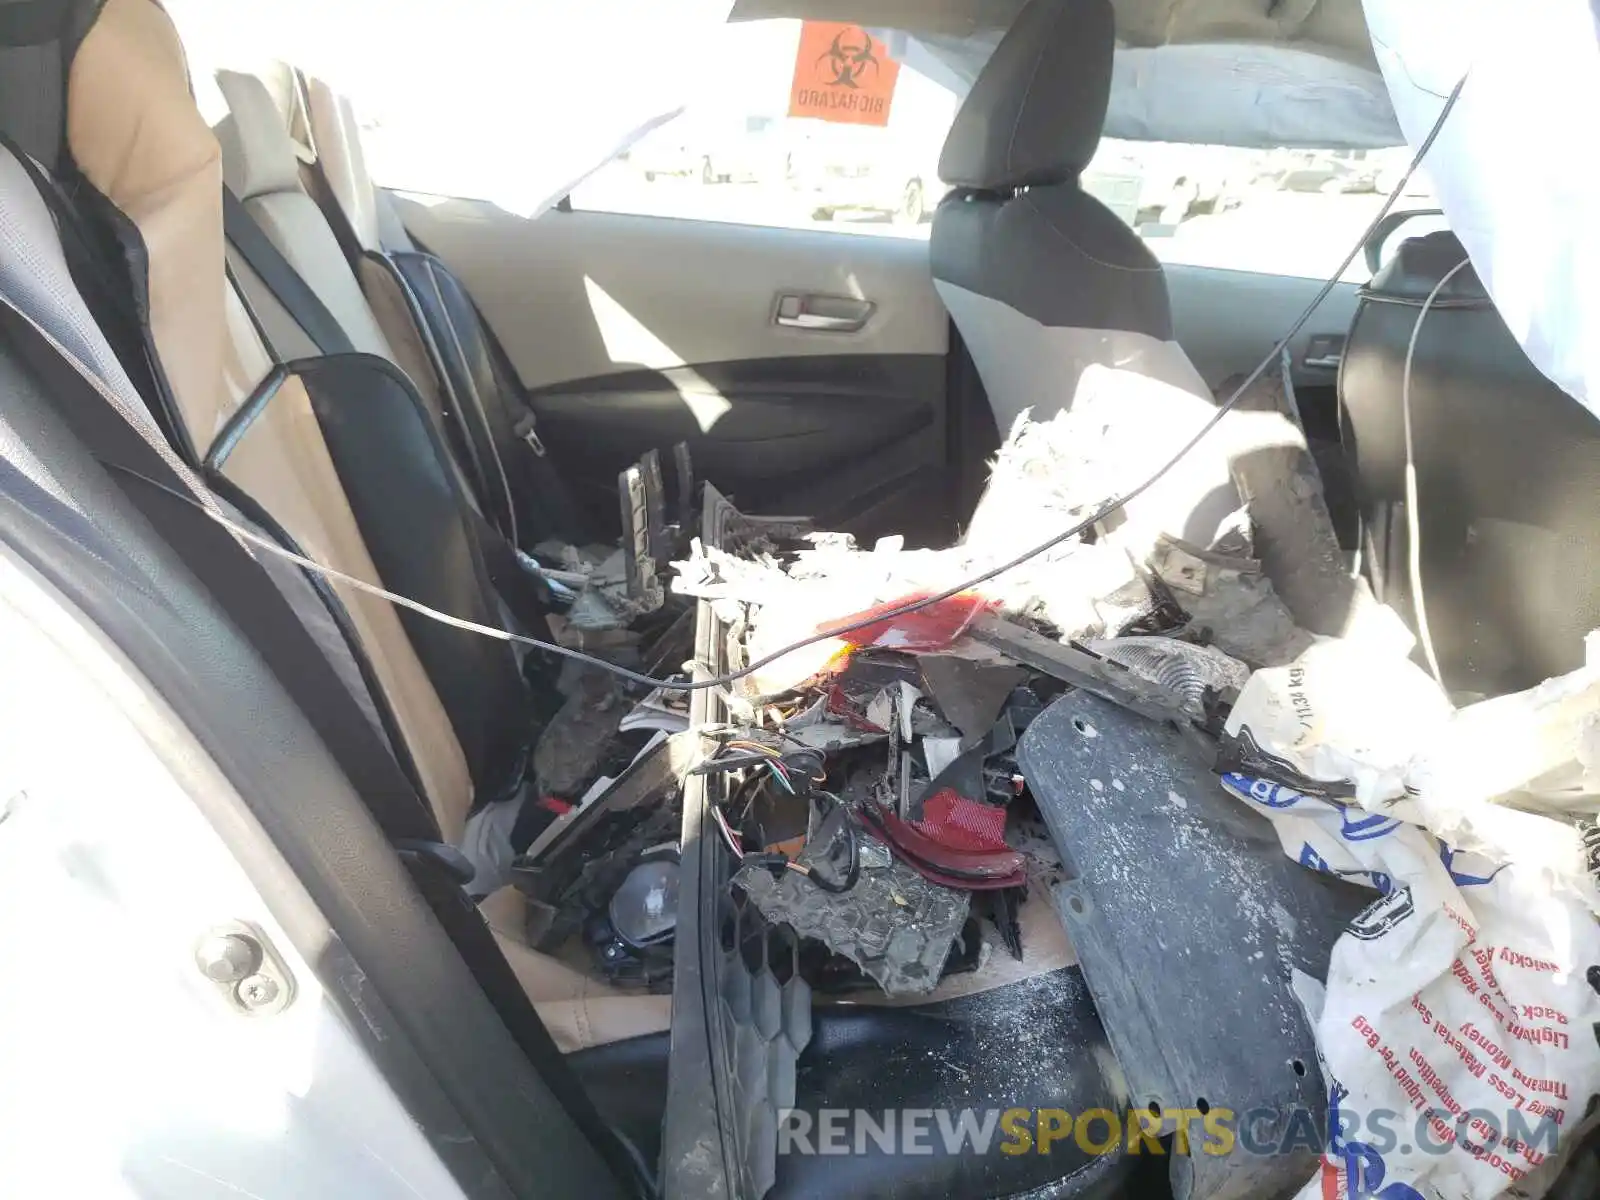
394 197 954 537
1166 263 1361 397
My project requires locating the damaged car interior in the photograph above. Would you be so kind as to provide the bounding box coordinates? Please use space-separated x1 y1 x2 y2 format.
3 0 1600 1198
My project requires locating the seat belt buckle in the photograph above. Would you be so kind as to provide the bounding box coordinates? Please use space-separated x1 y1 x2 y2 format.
513 412 546 457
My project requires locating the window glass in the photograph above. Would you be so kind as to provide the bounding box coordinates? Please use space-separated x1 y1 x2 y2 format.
566 22 1421 282
305 10 1421 283
569 20 959 238
1093 143 1435 283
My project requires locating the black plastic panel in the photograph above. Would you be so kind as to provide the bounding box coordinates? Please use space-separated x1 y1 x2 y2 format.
1018 693 1370 1200
530 355 942 528
777 970 1136 1200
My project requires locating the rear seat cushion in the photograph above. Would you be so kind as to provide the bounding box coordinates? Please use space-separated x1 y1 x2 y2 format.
480 887 673 1053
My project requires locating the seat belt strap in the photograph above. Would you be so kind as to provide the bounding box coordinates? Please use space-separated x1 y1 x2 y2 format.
0 262 639 1200
222 187 356 356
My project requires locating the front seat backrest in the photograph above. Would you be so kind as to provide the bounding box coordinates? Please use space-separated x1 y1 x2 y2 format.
932 0 1210 436
298 68 587 549
1341 229 1600 696
66 0 476 837
209 68 543 811
212 67 395 361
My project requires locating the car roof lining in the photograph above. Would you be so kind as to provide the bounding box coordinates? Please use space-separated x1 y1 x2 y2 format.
730 0 1378 68
732 0 1397 148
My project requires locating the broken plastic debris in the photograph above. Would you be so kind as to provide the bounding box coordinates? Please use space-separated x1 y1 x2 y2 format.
825 591 990 653
736 833 970 996
922 736 964 780
860 801 1027 890
914 789 1010 853
1086 635 1250 718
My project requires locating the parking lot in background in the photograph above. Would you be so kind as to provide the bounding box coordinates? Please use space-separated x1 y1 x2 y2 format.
570 171 1408 284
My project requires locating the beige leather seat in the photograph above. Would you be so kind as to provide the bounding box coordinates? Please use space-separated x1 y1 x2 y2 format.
69 0 667 1052
208 67 470 492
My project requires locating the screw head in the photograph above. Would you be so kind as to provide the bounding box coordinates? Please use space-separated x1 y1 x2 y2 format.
196 933 260 984
235 973 281 1011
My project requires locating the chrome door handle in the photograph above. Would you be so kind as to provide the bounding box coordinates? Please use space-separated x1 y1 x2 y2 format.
774 292 874 333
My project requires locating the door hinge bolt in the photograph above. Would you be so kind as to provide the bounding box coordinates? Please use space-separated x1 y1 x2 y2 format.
195 932 261 984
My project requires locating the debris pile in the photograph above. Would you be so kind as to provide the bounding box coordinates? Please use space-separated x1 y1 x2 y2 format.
664 398 1600 1198
661 404 1313 998
505 391 1600 1199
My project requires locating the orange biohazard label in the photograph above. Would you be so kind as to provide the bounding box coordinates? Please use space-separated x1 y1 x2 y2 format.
788 22 900 127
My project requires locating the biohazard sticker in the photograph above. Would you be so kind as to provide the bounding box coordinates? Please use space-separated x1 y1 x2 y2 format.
788 22 900 127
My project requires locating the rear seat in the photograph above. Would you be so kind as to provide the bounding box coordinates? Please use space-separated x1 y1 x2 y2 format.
31 0 667 1054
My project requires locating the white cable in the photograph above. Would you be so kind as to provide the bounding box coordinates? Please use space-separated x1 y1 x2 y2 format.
210 505 523 645
1401 257 1473 685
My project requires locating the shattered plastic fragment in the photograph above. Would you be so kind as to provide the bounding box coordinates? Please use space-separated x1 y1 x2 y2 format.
824 591 990 653
1086 635 1250 718
736 834 970 996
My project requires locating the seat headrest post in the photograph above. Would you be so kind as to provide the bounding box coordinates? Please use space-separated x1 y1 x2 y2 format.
938 0 1115 193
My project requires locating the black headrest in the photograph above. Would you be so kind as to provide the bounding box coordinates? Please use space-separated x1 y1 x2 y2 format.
938 0 1114 192
0 0 102 171
1364 230 1489 307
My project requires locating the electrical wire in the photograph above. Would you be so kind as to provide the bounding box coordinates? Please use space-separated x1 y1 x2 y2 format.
1401 257 1474 685
798 790 860 894
112 74 1467 698
711 803 743 857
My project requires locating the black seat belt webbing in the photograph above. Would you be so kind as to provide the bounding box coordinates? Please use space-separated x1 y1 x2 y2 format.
222 187 355 357
221 192 558 649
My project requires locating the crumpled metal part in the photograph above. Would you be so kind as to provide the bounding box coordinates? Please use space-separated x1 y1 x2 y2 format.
735 833 970 997
1085 635 1251 718
1147 532 1316 668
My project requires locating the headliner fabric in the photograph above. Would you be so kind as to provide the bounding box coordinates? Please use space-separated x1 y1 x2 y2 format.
1363 0 1600 421
900 31 1402 149
937 0 1115 190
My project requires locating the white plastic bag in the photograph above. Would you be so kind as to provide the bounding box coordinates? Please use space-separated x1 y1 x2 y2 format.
1229 634 1600 917
1223 638 1454 807
1221 773 1600 1199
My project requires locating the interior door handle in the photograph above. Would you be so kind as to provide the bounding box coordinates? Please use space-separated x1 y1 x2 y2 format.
774 292 874 333
1301 333 1345 372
